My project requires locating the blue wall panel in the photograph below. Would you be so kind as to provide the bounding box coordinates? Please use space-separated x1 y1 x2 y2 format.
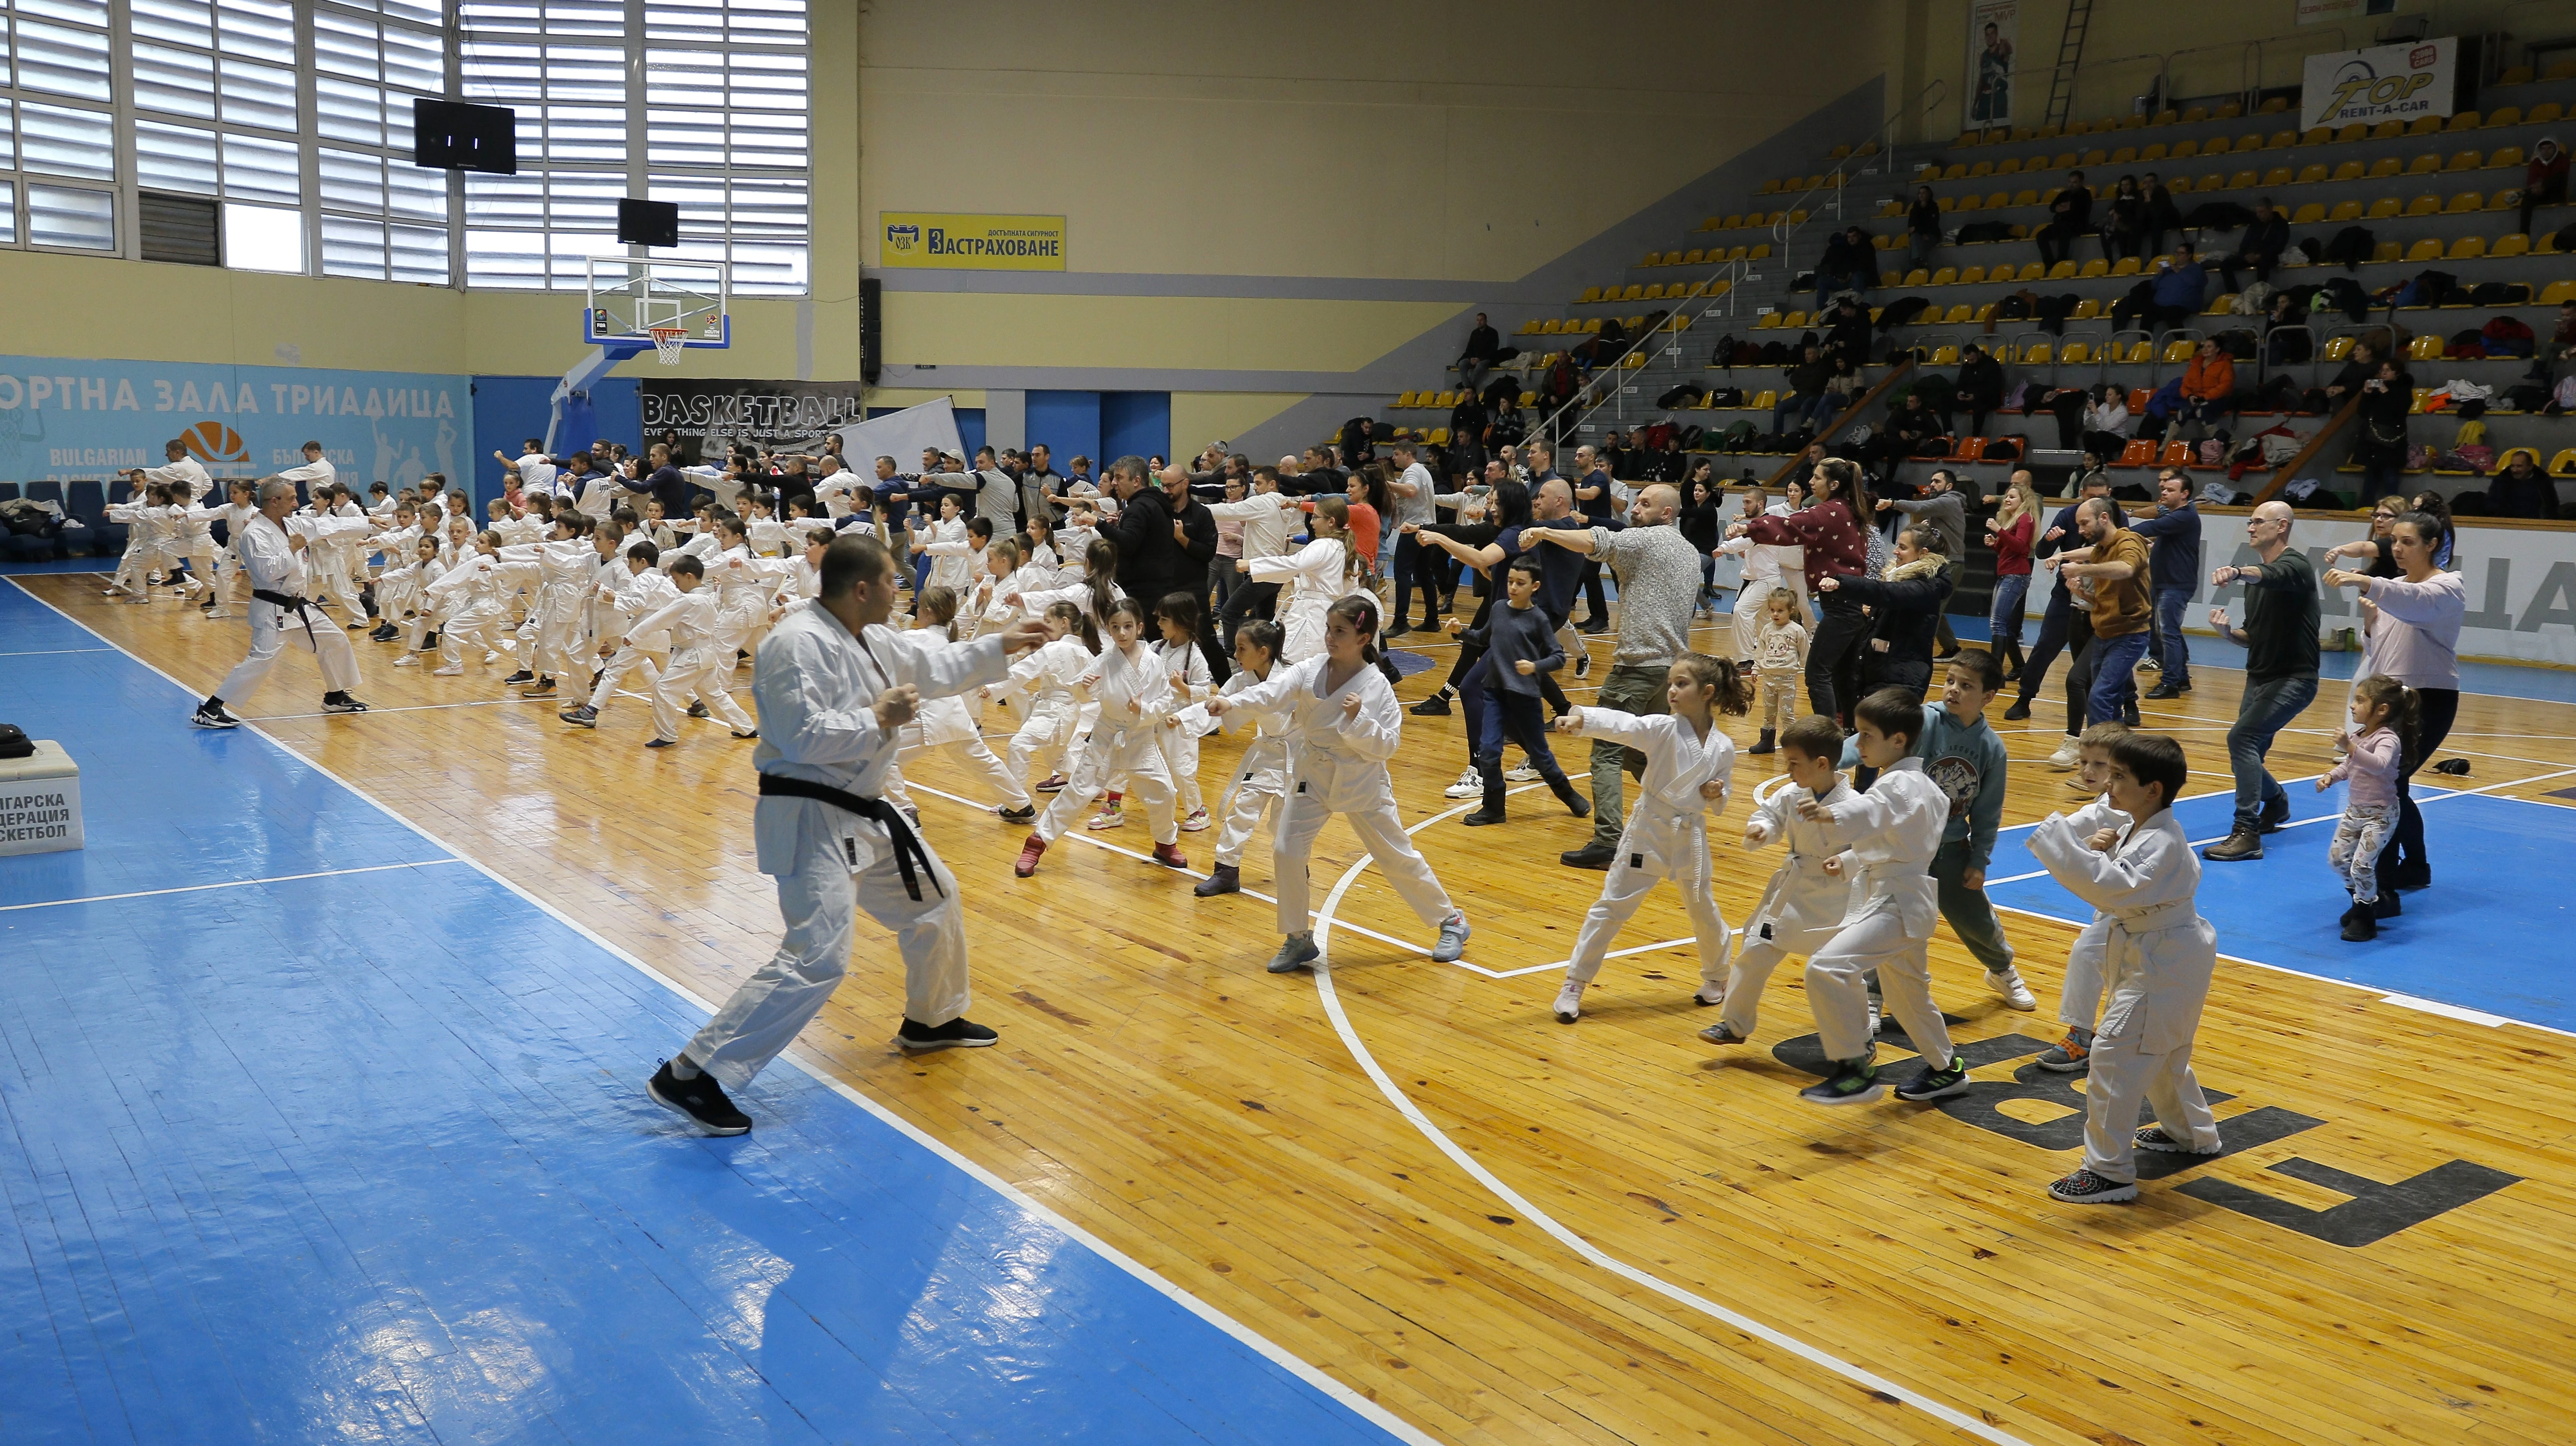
1026 390 1103 472
1100 391 1171 466
468 374 639 511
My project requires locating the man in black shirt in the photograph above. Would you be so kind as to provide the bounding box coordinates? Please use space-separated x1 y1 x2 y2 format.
1816 226 1876 299
1458 312 1502 392
2202 501 2319 862
2220 197 2291 292
1570 444 1616 633
1101 459 1224 679
2036 170 2094 268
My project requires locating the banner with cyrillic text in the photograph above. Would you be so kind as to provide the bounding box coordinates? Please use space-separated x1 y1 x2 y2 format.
877 213 1067 270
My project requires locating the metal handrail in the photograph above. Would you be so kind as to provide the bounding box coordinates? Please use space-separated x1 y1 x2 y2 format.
1528 79 1952 453
1768 78 1952 253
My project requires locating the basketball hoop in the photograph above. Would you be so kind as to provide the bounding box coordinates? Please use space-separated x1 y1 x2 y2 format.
649 326 690 366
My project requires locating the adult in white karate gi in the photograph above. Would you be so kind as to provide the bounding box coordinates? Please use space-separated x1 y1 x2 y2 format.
191 480 371 728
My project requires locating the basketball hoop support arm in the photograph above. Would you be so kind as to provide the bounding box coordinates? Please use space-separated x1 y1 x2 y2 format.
544 342 648 454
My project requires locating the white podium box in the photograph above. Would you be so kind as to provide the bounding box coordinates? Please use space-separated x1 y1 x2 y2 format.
0 741 82 856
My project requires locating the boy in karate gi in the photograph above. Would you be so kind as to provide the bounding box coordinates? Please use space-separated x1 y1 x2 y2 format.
1699 714 1859 1045
191 479 262 619
2034 721 2132 1072
2028 732 2223 1203
562 541 676 727
633 555 759 747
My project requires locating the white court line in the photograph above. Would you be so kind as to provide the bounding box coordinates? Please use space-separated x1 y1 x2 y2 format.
0 647 116 657
0 859 465 913
2382 994 2511 1028
8 578 1443 1446
1302 791 2035 1446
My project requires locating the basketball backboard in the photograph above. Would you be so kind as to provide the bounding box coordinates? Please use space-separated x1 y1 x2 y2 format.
584 257 730 352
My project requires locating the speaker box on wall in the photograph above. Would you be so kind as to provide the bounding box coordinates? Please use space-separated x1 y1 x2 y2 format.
616 198 681 248
860 276 882 385
412 99 518 174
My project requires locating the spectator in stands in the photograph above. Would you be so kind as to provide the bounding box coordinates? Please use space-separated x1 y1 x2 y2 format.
2174 338 2235 444
2036 169 2093 268
2140 172 2183 258
1572 316 1628 370
2219 198 2290 293
1871 391 1946 488
1458 313 1503 392
2354 359 2414 503
2321 339 2380 410
2082 382 2132 458
2489 451 2561 519
1449 388 1490 477
1774 344 1835 437
2148 243 2205 333
1816 226 1875 300
2127 470 2201 700
1908 185 1944 268
2519 138 2567 236
2098 174 2146 262
2263 289 2314 365
1820 295 1872 368
1820 355 1864 433
1956 343 2006 435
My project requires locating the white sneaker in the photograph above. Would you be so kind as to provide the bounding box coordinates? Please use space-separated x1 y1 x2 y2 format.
1086 805 1125 831
433 663 464 676
2045 738 2082 771
393 654 419 668
1552 981 1584 1024
1504 764 1540 783
1865 995 1883 1036
1442 767 1483 800
483 651 500 664
1989 969 2038 1011
1179 807 1210 832
202 609 233 620
1693 984 1725 1007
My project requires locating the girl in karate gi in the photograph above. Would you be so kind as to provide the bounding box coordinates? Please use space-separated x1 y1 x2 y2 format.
2026 732 2222 1204
1699 714 1858 1044
1016 595 1186 875
1189 619 1291 899
1008 537 1125 797
1202 594 1470 973
984 600 1096 822
1240 496 1355 663
1546 653 1753 1024
423 532 512 676
2035 721 2132 1072
886 586 1034 819
1152 591 1217 831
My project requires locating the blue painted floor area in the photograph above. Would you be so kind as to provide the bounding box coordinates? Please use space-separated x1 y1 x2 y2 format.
0 582 1413 1446
0 556 115 576
1987 783 2576 1032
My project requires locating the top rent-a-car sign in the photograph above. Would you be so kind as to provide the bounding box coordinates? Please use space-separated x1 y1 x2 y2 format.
2302 36 2457 130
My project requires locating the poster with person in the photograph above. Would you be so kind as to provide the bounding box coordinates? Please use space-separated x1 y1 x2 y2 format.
1967 1 2017 130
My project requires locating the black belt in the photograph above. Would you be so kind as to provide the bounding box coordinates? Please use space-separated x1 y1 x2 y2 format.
250 587 322 645
757 772 943 902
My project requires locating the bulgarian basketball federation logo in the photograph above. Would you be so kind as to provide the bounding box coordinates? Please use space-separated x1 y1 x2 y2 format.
179 420 251 466
884 222 921 256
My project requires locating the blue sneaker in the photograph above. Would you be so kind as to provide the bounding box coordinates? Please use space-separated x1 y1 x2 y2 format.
1431 912 1470 963
1267 933 1320 974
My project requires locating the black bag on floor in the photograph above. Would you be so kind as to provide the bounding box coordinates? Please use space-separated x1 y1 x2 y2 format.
1657 382 1705 409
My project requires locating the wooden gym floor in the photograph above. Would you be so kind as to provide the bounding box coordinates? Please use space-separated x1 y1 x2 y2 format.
23 569 2576 1446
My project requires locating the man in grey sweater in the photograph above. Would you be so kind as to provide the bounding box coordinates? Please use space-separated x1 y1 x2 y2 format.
1526 482 1704 869
1880 468 1968 656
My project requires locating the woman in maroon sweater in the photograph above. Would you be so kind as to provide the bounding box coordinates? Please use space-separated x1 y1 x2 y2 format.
1731 456 1873 727
1983 474 2039 679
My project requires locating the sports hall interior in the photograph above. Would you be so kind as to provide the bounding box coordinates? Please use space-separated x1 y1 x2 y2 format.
5 2 2576 1443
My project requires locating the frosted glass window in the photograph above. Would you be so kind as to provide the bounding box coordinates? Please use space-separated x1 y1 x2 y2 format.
0 101 12 169
221 131 300 204
27 182 113 249
223 199 304 271
0 182 15 245
136 121 221 194
134 43 218 121
15 19 112 102
19 0 113 26
19 102 113 180
387 160 445 221
219 58 300 133
321 213 386 278
129 0 214 48
216 0 295 63
316 76 384 146
389 221 446 283
320 148 386 213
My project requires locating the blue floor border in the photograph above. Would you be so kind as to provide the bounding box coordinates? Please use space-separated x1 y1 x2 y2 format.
0 578 1430 1446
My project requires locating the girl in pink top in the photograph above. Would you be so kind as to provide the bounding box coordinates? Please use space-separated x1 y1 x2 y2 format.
2319 675 2414 941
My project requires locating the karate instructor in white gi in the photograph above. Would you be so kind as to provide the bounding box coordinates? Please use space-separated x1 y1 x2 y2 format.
650 534 1049 1135
191 479 371 728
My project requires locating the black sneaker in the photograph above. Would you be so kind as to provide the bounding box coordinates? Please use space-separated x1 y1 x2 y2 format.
191 702 241 729
2047 1167 2137 1203
647 1060 751 1135
2143 682 2186 700
1385 623 1414 638
1559 841 1617 870
1799 1059 1881 1106
2002 699 2032 721
1408 693 1452 717
997 804 1036 824
321 692 371 714
501 669 535 686
2135 1125 2221 1155
2386 860 2430 891
1193 863 1241 897
687 702 710 719
1895 1054 1972 1101
1461 808 1507 827
895 1017 999 1051
560 705 598 728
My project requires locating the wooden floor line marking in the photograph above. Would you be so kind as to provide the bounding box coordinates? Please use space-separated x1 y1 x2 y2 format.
0 859 465 912
1304 798 2035 1446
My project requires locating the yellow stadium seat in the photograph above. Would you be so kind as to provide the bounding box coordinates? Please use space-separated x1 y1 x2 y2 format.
2196 173 2226 192
2445 191 2482 213
2015 261 2046 281
2072 298 2103 319
1578 286 1601 303
2406 237 2445 261
1781 310 1807 328
1957 264 1987 284
2552 58 2576 81
2553 449 2576 477
1940 304 1973 323
1927 266 1956 286
1756 179 1779 194
2488 188 2521 210
2290 201 2327 224
2047 260 2078 279
2332 160 2366 181
2111 255 2142 276
2408 334 2443 360
2109 146 2137 164
2202 136 2232 155
1929 345 1960 365
2321 336 2353 361
2012 188 2041 206
2530 101 2565 124
2052 151 2079 169
2082 148 2108 166
2295 164 2328 185
2182 106 2210 124
1518 391 1537 407
1955 193 1985 211
2216 101 2243 119
2336 123 2368 143
1941 162 1968 179
2269 129 2298 148
2205 294 2237 315
2365 157 2401 179
2409 388 2429 415
2263 96 2290 112
2263 167 2294 186
1621 353 1644 370
1878 270 1904 288
1540 318 1564 334
2060 341 2092 363
2227 169 2260 189
2162 339 2195 362
2021 343 2053 365
2490 145 2525 170
2446 150 2484 171
1583 317 1603 333
1721 213 1744 228
1987 190 2013 208
1427 428 1449 444
1683 248 1707 264
1973 301 1997 321
2369 197 2405 218
1516 319 1538 334
2371 240 2402 263
1394 392 1416 408
1751 313 1780 330
1620 284 1645 300
2079 257 2109 277
2372 120 2406 140
1968 159 1995 176
2500 65 2536 85
2404 115 2442 137
1724 246 1749 262
2492 233 2530 258
2141 141 2169 161
1903 268 1932 286
2541 279 2576 304
2407 154 2443 174
1643 251 1665 266
1750 389 1778 409
2170 138 2200 159
1688 280 1713 297
2124 340 2155 363
2448 236 2485 260
2447 111 2481 131
1640 284 1665 300
1432 392 1455 408
1747 243 1771 260
2328 199 2364 221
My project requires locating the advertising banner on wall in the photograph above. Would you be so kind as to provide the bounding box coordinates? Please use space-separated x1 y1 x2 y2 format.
637 379 868 462
1965 0 2018 131
0 355 468 489
877 213 1067 270
2301 36 2457 130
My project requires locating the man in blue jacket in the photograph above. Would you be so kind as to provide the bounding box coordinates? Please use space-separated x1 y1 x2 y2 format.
2149 244 2205 334
2002 469 2113 721
2126 470 2201 699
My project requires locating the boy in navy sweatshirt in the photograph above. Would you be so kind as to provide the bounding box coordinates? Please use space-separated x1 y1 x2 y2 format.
1463 557 1592 826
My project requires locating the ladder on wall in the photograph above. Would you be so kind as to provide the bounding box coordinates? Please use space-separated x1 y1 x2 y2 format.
2042 0 2095 129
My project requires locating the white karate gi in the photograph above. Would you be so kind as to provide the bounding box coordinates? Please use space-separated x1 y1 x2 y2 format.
213 512 363 705
633 587 756 738
498 536 599 682
889 625 1030 810
1558 708 1738 987
424 553 509 668
1032 639 1178 845
1244 536 1347 663
584 567 679 713
143 454 213 503
1221 654 1455 941
1716 775 1859 1036
2050 793 2129 1038
681 602 1016 1083
1190 669 1291 870
1718 500 1807 659
990 635 1093 793
2029 807 2221 1183
1800 756 1955 1066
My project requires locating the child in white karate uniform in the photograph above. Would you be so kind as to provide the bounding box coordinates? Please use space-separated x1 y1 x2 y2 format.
888 586 1033 817
2035 722 2132 1072
562 541 677 726
1547 654 1753 1023
1202 595 1470 972
422 534 510 675
1189 619 1291 899
1015 596 1187 874
1239 497 1354 663
192 480 262 619
1151 592 1216 831
2028 732 2223 1204
384 536 447 666
1700 715 1859 1045
984 600 1095 822
633 555 759 746
497 513 601 697
1793 688 1971 1108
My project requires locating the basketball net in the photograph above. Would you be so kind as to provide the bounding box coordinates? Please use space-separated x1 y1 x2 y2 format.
650 326 689 366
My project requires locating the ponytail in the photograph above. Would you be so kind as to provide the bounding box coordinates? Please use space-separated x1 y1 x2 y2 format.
2354 674 2418 751
1671 652 1753 717
916 585 960 641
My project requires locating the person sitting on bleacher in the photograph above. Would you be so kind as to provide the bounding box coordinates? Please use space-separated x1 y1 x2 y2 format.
2036 170 2093 268
2322 340 2383 412
2141 172 2183 258
1956 344 2007 436
1774 344 1835 439
2098 175 2147 263
2519 138 2567 237
2219 198 2290 294
2175 340 2236 445
2488 451 2561 520
2148 244 2205 334
1816 227 1876 300
1820 295 1872 368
